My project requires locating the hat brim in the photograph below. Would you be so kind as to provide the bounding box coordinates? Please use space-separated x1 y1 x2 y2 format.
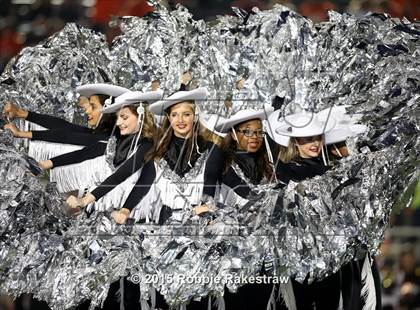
101 90 164 114
200 114 227 137
264 119 290 147
214 107 274 133
76 83 130 98
325 124 368 144
275 113 336 137
149 88 209 116
318 106 363 125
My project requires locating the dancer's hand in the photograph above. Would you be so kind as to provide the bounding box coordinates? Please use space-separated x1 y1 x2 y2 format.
193 204 209 216
236 78 246 90
4 123 21 137
181 72 192 85
80 193 96 208
4 123 32 139
3 102 27 120
151 80 160 91
66 195 83 209
39 160 53 170
111 208 130 224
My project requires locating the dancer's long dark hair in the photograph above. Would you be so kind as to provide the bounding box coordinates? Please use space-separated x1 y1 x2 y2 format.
92 94 117 136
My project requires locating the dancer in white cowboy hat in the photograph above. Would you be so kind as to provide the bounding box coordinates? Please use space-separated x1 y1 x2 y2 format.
212 105 276 206
208 105 278 310
48 90 163 217
271 109 372 310
318 106 381 310
111 86 223 226
317 106 366 161
273 111 336 185
4 83 133 193
3 83 130 148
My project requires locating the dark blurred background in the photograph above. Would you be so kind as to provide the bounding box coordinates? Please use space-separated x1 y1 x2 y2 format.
0 1 419 309
0 0 419 73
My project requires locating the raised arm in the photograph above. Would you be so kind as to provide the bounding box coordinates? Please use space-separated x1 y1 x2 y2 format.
40 141 107 170
202 143 225 198
112 160 156 224
4 124 105 146
89 139 153 201
4 102 90 132
31 129 107 146
194 144 225 215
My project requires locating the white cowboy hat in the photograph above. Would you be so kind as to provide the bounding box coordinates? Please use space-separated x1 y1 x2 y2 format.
265 109 290 147
325 124 367 145
149 87 209 116
275 112 336 137
317 105 363 125
200 114 227 138
76 83 130 98
214 106 274 133
101 90 164 114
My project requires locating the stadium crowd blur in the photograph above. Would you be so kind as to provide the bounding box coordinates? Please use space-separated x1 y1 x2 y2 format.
0 1 419 309
0 0 419 72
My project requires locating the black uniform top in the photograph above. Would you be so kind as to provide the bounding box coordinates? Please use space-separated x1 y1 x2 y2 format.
27 111 90 132
222 151 266 198
51 141 107 168
49 132 152 199
122 135 215 211
275 156 330 185
27 111 108 146
271 156 330 226
49 133 147 167
205 144 266 200
218 150 275 309
163 136 211 177
90 138 153 200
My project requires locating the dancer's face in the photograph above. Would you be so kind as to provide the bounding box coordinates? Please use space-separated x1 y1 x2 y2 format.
295 135 323 158
168 102 195 138
85 95 103 128
116 107 139 136
233 119 264 153
77 96 90 111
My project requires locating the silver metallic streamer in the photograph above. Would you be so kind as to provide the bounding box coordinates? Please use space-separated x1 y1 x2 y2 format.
0 2 418 309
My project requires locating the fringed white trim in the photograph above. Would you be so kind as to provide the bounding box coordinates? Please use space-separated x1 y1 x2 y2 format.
130 184 163 224
130 161 206 223
92 168 143 212
26 122 83 161
129 167 167 223
361 254 376 310
279 281 297 310
26 121 46 132
180 304 187 310
157 170 205 210
28 140 83 162
25 121 111 193
51 155 113 193
207 296 212 310
266 284 277 310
